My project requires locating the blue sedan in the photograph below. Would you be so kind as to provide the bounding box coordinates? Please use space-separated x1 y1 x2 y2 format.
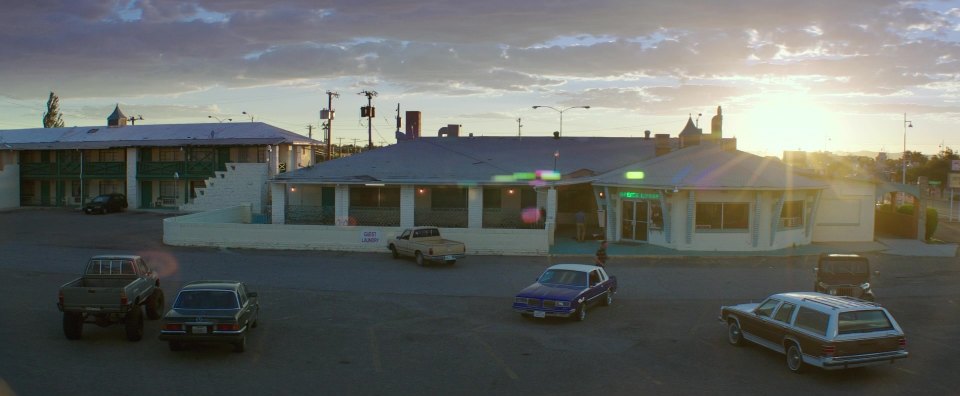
513 264 617 321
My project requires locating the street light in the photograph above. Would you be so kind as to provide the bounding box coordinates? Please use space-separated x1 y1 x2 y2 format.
902 113 913 184
532 105 590 137
242 111 255 122
208 115 232 123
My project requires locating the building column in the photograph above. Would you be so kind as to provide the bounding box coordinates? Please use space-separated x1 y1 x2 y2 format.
125 148 138 208
335 184 350 226
400 185 415 228
287 144 298 172
468 186 482 229
546 187 558 245
270 183 286 224
268 145 279 177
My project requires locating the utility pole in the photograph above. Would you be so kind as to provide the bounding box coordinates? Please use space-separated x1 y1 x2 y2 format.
395 103 402 136
337 137 344 158
517 117 522 137
358 90 378 149
324 91 339 161
306 124 313 140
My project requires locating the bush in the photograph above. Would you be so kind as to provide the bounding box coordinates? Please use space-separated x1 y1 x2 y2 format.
896 205 939 240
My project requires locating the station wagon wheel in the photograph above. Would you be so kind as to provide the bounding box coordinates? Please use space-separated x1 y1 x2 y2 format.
727 321 744 347
415 252 425 266
786 343 804 373
603 290 614 306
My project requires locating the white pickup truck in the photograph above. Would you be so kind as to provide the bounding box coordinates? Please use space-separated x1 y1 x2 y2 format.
388 227 466 266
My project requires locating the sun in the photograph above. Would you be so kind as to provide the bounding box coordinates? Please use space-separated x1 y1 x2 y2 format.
736 91 839 156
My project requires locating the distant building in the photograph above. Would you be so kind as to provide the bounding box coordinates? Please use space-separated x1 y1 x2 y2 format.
0 106 320 213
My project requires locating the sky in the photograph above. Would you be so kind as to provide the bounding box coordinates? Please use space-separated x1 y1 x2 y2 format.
0 0 958 158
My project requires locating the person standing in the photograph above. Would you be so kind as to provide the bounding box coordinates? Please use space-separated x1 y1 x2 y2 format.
594 240 608 267
575 210 586 242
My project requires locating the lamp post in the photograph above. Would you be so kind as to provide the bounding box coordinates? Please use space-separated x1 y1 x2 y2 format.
208 115 232 123
532 105 590 137
242 111 255 122
902 113 913 184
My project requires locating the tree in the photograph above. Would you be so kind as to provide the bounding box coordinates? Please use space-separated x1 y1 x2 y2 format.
42 91 65 128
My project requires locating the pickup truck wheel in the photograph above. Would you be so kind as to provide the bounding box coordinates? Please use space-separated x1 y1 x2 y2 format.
390 245 399 259
575 305 587 322
125 306 144 342
415 252 426 267
63 312 83 340
727 321 744 347
786 343 804 373
145 289 165 320
603 290 614 306
234 335 247 353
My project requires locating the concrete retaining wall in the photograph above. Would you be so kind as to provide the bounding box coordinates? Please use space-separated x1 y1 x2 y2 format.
164 205 549 255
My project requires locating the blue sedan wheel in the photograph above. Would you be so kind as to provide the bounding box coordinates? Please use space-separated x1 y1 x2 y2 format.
575 305 587 322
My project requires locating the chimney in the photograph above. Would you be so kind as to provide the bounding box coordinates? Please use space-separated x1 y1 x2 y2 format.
405 111 421 138
710 106 723 141
655 134 671 156
721 137 737 151
438 124 461 137
644 130 651 139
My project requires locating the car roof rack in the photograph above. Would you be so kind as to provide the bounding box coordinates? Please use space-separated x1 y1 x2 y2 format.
801 294 878 310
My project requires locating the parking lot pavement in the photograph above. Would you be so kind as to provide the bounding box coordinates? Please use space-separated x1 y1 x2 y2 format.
1 208 959 396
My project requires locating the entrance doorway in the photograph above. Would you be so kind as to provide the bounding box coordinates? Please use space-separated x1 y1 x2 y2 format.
621 200 648 242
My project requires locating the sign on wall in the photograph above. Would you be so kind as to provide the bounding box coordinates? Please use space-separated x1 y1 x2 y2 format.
361 230 381 243
949 173 960 189
952 160 960 172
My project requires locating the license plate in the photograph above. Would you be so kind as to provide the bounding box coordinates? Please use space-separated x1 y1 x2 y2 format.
191 326 208 334
829 289 837 295
533 311 546 318
85 307 101 311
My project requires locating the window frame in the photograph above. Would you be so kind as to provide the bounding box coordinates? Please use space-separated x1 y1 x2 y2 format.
695 202 750 232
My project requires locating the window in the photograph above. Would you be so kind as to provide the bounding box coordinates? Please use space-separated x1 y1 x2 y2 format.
773 302 797 323
99 181 124 194
159 148 180 162
696 202 749 230
483 188 502 209
99 149 123 162
838 310 894 335
795 307 830 336
780 200 804 228
754 299 781 318
589 270 601 286
520 187 537 209
160 181 177 198
350 187 400 207
430 187 467 209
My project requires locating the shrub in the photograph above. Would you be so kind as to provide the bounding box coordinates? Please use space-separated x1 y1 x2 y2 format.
926 207 939 241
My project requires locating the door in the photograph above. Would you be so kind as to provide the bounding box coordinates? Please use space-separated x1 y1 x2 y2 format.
217 147 230 172
141 181 153 208
620 200 648 242
40 181 51 206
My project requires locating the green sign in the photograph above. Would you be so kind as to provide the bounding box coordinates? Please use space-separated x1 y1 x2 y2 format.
620 191 660 199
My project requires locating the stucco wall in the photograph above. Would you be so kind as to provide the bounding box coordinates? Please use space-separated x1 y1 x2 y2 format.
164 204 550 255
0 164 20 209
812 179 875 242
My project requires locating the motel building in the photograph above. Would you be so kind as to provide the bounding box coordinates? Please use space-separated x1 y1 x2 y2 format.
241 107 927 255
0 106 320 213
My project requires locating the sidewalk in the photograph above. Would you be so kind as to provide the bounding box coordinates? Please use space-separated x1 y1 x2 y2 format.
549 224 959 258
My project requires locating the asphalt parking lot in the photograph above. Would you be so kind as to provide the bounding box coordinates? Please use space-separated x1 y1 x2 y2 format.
0 208 958 396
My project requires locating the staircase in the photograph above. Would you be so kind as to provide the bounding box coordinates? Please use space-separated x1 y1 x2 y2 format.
180 163 268 213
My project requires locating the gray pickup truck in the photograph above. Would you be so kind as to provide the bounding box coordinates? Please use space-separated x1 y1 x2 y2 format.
388 226 466 266
57 255 165 341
